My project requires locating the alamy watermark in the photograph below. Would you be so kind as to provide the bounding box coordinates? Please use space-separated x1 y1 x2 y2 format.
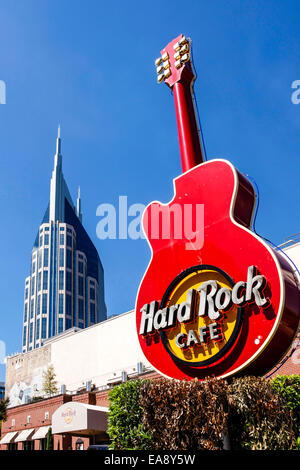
96 196 204 250
291 80 300 104
0 80 6 104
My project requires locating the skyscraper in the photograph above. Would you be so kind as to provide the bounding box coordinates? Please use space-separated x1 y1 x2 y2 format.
22 128 107 352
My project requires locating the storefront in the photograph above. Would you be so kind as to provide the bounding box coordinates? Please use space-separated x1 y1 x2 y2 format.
0 431 18 450
0 372 158 450
52 402 109 448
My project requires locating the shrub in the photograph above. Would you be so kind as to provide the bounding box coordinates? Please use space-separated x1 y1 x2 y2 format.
228 376 294 450
140 377 228 450
107 376 296 450
108 380 152 450
271 374 300 448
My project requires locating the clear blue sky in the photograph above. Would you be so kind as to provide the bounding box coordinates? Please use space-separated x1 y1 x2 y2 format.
0 0 300 380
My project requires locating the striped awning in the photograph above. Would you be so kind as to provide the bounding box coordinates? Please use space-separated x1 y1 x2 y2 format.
15 428 35 442
32 426 51 440
0 431 18 444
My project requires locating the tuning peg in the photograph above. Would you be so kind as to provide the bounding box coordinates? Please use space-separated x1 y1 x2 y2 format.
173 42 180 52
181 53 190 63
162 52 169 61
174 51 181 61
179 36 188 46
180 43 189 54
155 57 162 66
157 73 165 83
175 59 182 69
164 69 171 78
156 65 164 74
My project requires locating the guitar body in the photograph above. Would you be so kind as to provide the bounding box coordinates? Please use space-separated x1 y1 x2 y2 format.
136 160 300 380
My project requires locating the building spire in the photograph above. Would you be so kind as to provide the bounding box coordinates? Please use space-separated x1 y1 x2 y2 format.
77 185 82 222
56 124 61 156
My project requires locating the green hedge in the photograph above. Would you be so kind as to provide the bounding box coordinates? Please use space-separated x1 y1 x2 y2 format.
108 375 300 450
271 375 300 449
107 380 152 450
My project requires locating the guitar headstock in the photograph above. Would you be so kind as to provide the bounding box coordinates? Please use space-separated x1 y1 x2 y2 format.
155 34 195 88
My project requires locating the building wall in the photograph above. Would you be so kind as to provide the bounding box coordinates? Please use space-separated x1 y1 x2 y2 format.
6 345 51 407
0 393 72 450
0 374 159 451
6 310 152 407
50 310 152 393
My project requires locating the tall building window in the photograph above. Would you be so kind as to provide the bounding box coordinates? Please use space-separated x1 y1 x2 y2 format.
67 235 72 247
38 250 42 269
90 303 96 323
24 304 28 323
90 287 95 301
59 248 64 267
25 288 28 300
58 318 64 333
43 270 48 290
44 249 49 267
59 234 64 245
38 272 41 292
66 294 72 316
29 323 33 343
78 261 83 274
58 294 64 314
30 299 34 319
32 262 36 273
78 298 84 320
39 235 43 246
59 270 64 290
37 295 41 316
66 318 72 330
66 271 72 292
41 318 47 339
42 294 47 314
31 278 35 296
78 277 83 296
44 233 49 245
23 326 27 346
36 319 40 340
66 250 72 269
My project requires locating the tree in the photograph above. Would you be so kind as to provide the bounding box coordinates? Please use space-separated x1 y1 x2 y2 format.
0 398 9 422
46 427 53 450
42 364 59 397
0 398 9 435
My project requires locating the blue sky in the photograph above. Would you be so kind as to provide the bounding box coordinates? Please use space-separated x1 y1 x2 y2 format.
0 0 300 380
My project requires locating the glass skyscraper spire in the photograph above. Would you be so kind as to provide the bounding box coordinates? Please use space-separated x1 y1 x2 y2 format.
22 128 107 352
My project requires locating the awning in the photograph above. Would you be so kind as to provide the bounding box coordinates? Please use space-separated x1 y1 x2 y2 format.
32 426 51 440
0 431 18 445
15 428 35 442
52 402 108 435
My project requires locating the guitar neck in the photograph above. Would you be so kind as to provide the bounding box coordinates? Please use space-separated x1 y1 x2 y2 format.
156 34 205 173
173 80 205 173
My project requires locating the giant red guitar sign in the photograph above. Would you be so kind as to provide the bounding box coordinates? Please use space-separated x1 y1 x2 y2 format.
135 34 300 380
